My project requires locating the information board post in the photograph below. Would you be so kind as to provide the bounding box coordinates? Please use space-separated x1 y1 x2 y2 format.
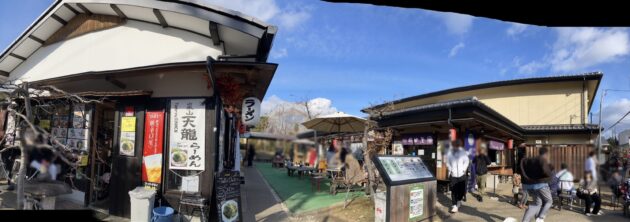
372 155 437 222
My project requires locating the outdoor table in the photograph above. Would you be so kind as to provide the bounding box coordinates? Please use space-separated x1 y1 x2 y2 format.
326 168 342 179
23 180 72 209
489 172 499 195
287 166 298 176
297 167 316 179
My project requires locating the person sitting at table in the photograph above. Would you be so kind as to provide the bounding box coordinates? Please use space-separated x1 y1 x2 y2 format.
577 171 602 216
326 144 337 168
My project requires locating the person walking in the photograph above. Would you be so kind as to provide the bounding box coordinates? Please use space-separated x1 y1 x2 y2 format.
446 139 470 213
246 144 256 167
515 143 529 209
521 146 553 222
473 142 491 202
577 171 603 216
584 151 598 182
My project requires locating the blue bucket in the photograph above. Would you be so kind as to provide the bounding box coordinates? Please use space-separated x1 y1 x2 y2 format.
151 206 174 222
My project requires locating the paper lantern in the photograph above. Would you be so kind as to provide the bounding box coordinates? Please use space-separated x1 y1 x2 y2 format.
449 128 457 141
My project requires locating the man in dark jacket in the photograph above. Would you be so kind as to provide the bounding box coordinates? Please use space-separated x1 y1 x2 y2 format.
521 146 553 222
473 143 491 202
247 145 256 167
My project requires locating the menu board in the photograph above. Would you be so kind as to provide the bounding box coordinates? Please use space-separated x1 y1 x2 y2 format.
215 171 242 222
68 104 91 151
376 156 433 184
409 183 424 220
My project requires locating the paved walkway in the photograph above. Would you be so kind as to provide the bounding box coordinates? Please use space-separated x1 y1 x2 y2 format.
242 165 291 222
436 182 629 222
0 184 129 221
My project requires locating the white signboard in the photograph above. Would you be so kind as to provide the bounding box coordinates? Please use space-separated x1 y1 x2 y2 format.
409 183 424 219
242 97 261 126
392 141 404 155
181 175 200 193
169 99 206 171
374 191 387 222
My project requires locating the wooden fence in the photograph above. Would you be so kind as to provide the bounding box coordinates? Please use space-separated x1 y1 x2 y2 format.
526 145 594 180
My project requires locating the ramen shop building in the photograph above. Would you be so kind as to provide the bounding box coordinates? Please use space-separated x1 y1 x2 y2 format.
0 0 277 219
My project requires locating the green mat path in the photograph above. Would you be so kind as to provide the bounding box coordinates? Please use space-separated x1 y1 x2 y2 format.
254 163 362 214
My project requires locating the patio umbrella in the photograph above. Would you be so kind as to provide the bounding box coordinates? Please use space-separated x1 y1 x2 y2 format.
302 112 367 134
302 112 367 209
302 112 366 167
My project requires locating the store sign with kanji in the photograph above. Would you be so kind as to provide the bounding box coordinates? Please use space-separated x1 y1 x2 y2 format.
241 97 260 126
169 99 206 171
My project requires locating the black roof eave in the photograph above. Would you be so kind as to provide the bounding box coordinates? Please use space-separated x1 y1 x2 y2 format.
363 73 603 112
373 100 601 137
375 99 524 136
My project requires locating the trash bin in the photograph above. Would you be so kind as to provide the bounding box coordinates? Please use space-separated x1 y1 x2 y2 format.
152 206 174 222
129 187 156 222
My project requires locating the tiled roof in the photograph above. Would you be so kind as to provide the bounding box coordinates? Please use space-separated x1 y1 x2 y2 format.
522 124 600 131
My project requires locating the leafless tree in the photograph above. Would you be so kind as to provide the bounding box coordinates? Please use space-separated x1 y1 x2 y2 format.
361 101 396 199
0 82 103 209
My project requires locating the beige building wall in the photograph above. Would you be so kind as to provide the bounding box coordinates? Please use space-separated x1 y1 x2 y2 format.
394 81 591 125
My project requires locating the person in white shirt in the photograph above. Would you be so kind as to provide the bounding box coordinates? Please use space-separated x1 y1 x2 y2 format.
554 163 574 194
584 151 597 182
446 139 470 213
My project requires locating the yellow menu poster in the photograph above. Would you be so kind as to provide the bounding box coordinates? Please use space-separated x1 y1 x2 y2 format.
121 117 136 132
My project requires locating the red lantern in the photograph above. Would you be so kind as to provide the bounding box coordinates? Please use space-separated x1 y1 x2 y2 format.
508 139 514 149
449 128 457 141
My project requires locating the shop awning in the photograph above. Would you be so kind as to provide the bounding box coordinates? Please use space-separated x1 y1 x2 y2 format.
209 60 278 101
374 97 525 140
247 132 296 141
45 90 152 98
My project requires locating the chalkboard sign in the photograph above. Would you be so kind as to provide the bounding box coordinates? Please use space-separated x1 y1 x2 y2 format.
215 170 242 222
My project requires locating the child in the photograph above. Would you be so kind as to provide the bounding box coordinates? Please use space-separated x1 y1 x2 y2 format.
512 173 527 208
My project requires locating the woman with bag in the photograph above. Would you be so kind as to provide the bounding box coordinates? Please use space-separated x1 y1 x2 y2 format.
577 171 602 216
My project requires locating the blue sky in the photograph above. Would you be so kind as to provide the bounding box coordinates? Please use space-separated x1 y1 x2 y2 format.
2 0 630 134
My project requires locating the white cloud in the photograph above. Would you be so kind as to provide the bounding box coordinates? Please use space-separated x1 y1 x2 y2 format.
276 5 312 30
506 23 527 36
593 98 630 137
431 12 474 36
205 0 311 31
448 42 465 57
270 48 288 59
518 60 546 75
551 28 629 72
517 28 630 75
205 0 279 21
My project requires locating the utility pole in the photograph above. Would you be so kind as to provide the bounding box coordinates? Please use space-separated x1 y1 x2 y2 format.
598 90 606 163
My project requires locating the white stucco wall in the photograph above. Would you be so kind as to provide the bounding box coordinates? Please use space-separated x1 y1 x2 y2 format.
9 20 223 82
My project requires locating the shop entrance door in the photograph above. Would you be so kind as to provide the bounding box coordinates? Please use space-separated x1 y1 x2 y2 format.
418 145 437 177
87 103 116 212
109 102 145 217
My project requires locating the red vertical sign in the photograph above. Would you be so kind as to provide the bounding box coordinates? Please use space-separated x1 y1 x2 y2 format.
142 111 164 188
